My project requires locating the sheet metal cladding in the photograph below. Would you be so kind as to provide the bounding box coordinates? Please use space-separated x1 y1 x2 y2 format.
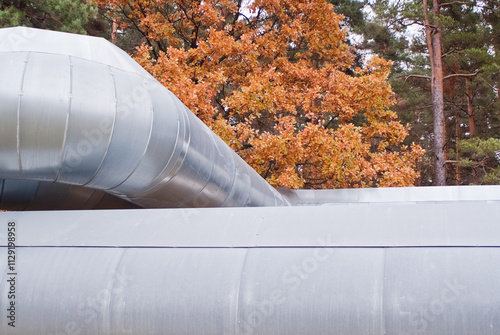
1 27 500 335
0 27 290 210
1 200 500 334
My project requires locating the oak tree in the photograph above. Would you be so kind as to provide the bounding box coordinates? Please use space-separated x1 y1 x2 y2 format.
94 0 423 189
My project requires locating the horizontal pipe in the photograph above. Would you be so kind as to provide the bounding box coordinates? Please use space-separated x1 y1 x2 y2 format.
1 200 500 334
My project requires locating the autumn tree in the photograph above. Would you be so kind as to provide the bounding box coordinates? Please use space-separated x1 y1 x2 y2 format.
94 0 423 189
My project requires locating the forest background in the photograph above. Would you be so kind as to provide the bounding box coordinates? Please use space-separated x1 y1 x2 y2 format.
1 0 499 188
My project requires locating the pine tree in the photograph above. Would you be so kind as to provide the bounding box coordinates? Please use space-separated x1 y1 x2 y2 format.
356 0 500 186
0 0 97 34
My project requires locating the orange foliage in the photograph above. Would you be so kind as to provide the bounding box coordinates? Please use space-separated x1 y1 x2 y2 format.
95 0 424 188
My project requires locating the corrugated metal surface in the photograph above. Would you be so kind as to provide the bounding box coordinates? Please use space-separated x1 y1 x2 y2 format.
0 27 289 209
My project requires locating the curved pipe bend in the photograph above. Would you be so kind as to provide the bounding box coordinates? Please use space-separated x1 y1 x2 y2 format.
0 27 290 209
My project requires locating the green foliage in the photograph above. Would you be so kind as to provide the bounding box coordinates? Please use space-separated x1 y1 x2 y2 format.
351 0 500 185
329 0 366 29
484 167 500 185
456 158 476 168
460 138 500 159
0 0 97 34
457 138 500 185
0 5 29 27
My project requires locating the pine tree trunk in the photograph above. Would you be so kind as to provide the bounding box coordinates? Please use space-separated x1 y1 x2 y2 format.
424 0 446 185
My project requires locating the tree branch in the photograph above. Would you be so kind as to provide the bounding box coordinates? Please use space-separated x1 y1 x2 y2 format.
439 1 470 8
443 70 481 80
405 74 431 81
441 47 458 58
407 70 481 81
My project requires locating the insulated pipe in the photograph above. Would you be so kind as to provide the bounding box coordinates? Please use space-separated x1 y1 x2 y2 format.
1 198 500 334
0 179 139 211
0 27 290 209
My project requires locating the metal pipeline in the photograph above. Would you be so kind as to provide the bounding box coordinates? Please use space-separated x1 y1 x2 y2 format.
2 196 500 334
0 27 290 209
1 27 500 335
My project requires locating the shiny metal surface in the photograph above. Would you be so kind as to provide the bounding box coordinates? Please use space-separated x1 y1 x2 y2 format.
4 200 500 247
281 184 500 205
0 179 138 210
1 26 499 335
0 27 289 209
1 201 500 334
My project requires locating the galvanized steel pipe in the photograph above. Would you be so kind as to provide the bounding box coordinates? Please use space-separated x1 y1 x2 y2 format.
1 197 500 334
0 27 290 209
